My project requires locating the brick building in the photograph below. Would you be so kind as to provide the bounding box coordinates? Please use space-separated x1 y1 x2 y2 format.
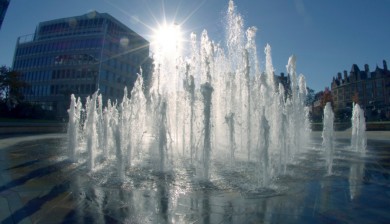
331 60 390 120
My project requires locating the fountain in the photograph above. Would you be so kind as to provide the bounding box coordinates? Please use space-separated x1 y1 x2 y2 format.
66 0 311 186
4 1 389 223
351 103 367 153
67 94 81 162
322 102 334 175
66 0 365 189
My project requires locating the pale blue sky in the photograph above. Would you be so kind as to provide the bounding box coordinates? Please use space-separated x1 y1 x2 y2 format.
0 0 389 91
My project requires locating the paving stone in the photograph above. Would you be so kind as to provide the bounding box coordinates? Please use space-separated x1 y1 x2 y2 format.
0 133 389 223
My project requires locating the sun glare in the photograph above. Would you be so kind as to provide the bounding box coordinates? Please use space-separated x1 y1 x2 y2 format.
153 23 182 57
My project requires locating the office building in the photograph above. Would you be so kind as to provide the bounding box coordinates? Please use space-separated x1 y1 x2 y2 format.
0 0 10 29
12 11 150 118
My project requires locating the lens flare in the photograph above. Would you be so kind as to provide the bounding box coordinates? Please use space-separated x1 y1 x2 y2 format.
153 23 182 57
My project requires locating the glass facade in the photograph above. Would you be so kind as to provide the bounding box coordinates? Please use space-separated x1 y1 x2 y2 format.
12 11 150 118
0 0 10 29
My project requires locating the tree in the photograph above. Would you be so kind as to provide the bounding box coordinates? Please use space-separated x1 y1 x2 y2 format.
334 107 352 122
309 88 334 123
0 66 9 99
0 66 27 108
320 87 333 108
0 65 56 120
305 87 315 106
352 91 359 104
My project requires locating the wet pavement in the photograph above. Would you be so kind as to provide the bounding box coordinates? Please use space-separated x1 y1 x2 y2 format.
1 133 390 223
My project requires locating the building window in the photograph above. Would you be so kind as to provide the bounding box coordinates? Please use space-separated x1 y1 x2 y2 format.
100 84 106 94
376 79 383 99
366 82 373 99
105 70 109 80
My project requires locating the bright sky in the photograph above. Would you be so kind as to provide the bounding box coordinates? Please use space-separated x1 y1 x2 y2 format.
0 0 389 92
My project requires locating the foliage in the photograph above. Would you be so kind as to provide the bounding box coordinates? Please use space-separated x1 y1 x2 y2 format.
352 91 359 104
305 87 315 106
308 88 334 123
0 65 57 120
334 107 352 122
320 87 333 108
0 101 55 119
0 66 27 108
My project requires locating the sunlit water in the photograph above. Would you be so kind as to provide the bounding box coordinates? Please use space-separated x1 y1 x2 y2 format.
322 102 334 175
65 3 370 213
68 0 311 189
1 1 383 223
2 135 388 223
351 103 367 154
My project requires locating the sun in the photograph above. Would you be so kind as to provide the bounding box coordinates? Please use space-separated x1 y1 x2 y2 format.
153 23 183 57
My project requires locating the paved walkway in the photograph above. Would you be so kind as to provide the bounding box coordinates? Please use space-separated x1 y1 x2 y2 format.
0 132 389 223
311 129 390 141
0 134 69 224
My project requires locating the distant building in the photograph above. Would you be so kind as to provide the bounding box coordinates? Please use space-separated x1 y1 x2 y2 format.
12 11 151 118
331 60 390 120
0 0 10 29
309 88 333 122
311 90 324 115
275 72 290 90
